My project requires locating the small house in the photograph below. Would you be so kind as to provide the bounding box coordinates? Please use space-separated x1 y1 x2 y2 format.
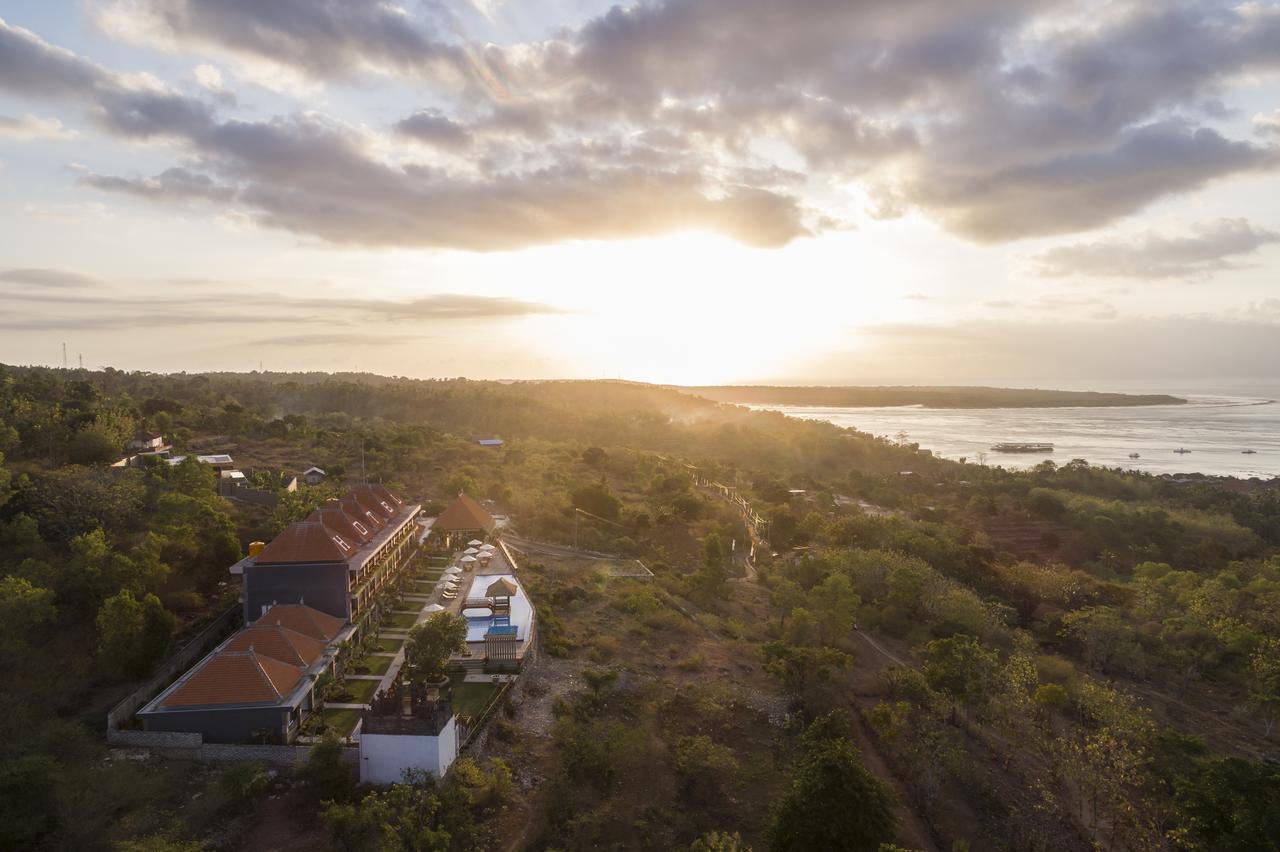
302 466 327 486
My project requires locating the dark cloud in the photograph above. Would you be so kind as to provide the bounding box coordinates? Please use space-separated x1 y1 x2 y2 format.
0 268 101 288
7 2 1280 249
0 17 215 139
93 0 468 83
79 167 236 202
1034 219 1280 280
915 123 1274 241
395 109 473 150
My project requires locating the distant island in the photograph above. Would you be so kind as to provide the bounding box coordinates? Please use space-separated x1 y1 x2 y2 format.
677 385 1187 408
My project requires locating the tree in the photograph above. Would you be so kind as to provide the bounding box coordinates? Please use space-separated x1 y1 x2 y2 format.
96 589 176 678
572 481 622 522
0 575 56 653
1061 606 1145 675
406 612 467 685
308 730 356 803
673 735 739 802
67 427 119 465
581 446 607 468
769 577 805 628
444 472 479 498
808 572 860 646
768 719 896 852
761 641 851 694
690 831 751 852
921 634 1002 715
1246 637 1280 738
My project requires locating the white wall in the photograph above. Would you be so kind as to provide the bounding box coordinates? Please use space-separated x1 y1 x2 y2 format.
359 717 458 785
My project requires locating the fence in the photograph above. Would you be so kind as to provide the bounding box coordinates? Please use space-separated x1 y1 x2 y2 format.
106 728 359 767
106 604 243 733
458 680 512 751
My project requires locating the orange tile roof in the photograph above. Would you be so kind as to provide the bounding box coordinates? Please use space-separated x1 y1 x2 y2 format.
310 504 373 544
434 493 496 532
223 624 328 667
162 650 304 708
255 520 352 564
341 496 386 532
255 604 346 642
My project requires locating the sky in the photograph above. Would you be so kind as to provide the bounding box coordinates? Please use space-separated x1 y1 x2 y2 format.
0 0 1278 387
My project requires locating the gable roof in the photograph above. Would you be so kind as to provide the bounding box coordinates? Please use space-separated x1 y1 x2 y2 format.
161 650 303 708
255 521 352 564
223 624 328 667
434 493 496 532
309 504 373 544
303 466 325 476
255 604 346 642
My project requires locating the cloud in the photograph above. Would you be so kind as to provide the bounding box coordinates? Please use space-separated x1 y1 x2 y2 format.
91 0 469 85
912 122 1274 242
79 167 237 202
395 109 473 150
1033 219 1280 280
0 112 76 140
0 268 101 288
1256 110 1280 137
250 333 426 347
8 2 1280 250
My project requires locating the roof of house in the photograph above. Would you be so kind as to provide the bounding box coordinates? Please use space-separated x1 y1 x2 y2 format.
161 650 304 708
486 578 519 597
477 438 504 446
434 493 496 532
309 504 373 544
255 520 353 564
253 604 346 642
134 430 163 441
196 454 234 465
223 624 328 667
303 466 326 475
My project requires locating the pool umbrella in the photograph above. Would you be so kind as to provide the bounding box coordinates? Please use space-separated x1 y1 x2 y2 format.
425 603 444 613
460 555 477 564
479 543 496 551
467 539 483 546
463 547 480 555
445 566 462 575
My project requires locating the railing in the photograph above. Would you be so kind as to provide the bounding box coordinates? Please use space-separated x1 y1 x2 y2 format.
459 680 511 751
106 603 243 732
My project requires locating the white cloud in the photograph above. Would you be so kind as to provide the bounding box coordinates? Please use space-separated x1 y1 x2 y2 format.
0 112 76 140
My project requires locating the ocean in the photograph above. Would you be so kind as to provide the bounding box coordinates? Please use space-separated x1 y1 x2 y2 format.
753 389 1280 479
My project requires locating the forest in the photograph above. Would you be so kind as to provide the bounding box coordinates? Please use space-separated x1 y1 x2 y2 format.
0 363 1276 851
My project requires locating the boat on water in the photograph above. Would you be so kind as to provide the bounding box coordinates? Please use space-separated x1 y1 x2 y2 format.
990 442 1054 453
1174 448 1192 454
1242 449 1258 454
1128 453 1141 459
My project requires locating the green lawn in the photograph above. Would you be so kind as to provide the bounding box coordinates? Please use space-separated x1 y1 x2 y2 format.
384 611 420 630
339 678 380 703
321 708 362 737
354 654 393 676
448 673 501 718
370 635 405 653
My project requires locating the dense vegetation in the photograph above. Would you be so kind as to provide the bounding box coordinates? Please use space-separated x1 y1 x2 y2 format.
0 363 1276 850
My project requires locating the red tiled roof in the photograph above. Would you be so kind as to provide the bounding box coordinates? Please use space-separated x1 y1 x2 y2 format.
369 483 404 507
255 604 346 642
352 490 393 523
162 650 304 708
340 496 385 532
223 624 327 667
434 493 496 532
310 504 373 544
255 521 352 564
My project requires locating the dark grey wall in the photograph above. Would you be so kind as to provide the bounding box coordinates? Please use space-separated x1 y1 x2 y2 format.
244 562 350 622
143 706 291 744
